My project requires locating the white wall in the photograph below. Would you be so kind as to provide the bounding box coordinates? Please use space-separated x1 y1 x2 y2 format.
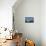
0 0 16 29
13 0 41 46
41 0 46 46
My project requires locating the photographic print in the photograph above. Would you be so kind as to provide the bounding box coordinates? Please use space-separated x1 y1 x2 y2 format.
25 17 34 23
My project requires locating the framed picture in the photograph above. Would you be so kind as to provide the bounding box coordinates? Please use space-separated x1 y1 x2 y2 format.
25 17 34 23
